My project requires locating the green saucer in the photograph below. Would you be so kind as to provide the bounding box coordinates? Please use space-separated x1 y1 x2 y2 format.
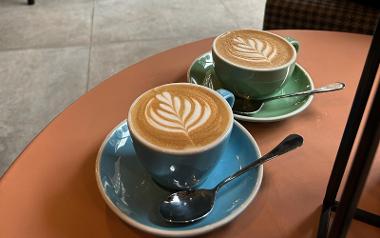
187 51 314 122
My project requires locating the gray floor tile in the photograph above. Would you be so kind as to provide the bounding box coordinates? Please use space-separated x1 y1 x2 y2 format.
161 0 238 40
220 0 265 29
88 38 181 89
0 2 93 50
93 0 174 44
92 0 240 45
0 46 89 176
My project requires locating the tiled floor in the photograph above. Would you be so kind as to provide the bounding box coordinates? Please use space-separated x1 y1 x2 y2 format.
0 0 265 176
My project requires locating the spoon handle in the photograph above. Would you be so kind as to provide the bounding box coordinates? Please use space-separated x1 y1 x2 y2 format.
214 134 304 192
262 82 345 102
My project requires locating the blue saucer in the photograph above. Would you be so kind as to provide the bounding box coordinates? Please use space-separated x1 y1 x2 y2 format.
95 120 263 237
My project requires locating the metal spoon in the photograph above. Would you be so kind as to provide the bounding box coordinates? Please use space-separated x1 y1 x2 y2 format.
233 82 345 115
159 134 304 223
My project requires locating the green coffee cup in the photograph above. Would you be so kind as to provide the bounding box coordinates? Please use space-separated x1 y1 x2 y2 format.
212 29 299 99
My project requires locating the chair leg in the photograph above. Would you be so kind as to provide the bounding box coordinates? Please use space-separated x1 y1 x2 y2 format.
28 0 35 5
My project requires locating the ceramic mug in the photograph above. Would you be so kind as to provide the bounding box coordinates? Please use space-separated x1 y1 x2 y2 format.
127 84 235 190
212 29 299 99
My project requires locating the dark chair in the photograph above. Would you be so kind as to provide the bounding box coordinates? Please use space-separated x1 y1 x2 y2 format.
28 0 34 5
263 0 380 35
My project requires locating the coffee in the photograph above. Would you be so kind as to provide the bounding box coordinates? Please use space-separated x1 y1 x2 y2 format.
128 84 233 151
214 29 294 68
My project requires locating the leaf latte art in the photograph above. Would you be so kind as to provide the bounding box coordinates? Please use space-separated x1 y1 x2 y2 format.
128 84 232 150
215 29 293 68
228 36 277 64
145 91 211 135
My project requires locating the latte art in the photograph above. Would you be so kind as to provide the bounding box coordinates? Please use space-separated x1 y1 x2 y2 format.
128 84 233 151
215 29 294 68
145 91 211 136
228 36 277 64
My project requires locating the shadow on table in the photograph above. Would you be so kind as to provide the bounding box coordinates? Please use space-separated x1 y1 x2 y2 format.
286 206 321 238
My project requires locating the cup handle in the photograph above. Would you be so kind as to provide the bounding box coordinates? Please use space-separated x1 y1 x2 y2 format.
285 36 299 52
216 89 235 108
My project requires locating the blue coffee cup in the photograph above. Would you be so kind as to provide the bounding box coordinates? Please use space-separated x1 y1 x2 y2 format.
128 83 235 190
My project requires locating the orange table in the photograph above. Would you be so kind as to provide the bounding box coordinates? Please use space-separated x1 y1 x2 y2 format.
1 30 379 238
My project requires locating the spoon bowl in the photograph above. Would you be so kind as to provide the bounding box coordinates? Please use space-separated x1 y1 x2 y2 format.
160 189 216 223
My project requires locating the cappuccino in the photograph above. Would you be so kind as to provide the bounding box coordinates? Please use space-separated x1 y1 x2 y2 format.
128 84 233 151
214 29 294 68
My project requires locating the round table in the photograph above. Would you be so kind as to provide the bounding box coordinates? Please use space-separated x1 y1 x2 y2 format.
1 30 379 238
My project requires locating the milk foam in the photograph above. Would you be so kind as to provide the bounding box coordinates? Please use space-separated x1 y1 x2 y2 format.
128 84 232 151
229 36 277 63
215 30 293 68
145 91 211 135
